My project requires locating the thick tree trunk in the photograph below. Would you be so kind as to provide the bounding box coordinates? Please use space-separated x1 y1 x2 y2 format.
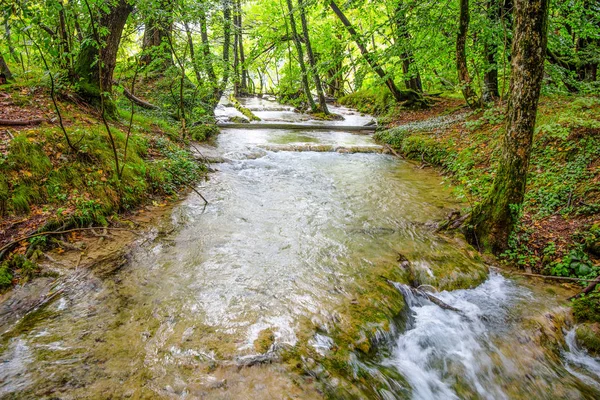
395 1 422 92
140 0 173 67
286 0 317 111
58 6 72 75
0 53 12 81
75 0 133 115
298 0 328 113
329 1 426 107
466 0 549 253
456 0 482 108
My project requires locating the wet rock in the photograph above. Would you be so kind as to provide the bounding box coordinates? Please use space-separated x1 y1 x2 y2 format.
575 323 600 356
253 328 275 353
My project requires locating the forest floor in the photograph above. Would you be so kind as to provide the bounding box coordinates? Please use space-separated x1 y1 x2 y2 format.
0 80 212 289
340 90 600 290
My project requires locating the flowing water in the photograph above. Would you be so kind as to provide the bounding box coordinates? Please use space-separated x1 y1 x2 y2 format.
1 99 599 399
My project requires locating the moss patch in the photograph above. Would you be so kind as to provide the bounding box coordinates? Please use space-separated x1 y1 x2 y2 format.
575 323 600 356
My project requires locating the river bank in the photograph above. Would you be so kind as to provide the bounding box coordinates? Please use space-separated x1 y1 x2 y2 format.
1 95 600 398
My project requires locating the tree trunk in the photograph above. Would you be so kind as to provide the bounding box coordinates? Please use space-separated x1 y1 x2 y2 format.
58 6 72 75
219 0 232 100
140 0 174 67
75 0 133 115
394 1 422 92
237 0 248 93
298 0 329 113
466 0 550 253
456 0 482 108
329 1 426 107
0 53 12 81
184 22 203 84
482 0 500 101
286 0 317 111
198 4 219 104
233 1 240 97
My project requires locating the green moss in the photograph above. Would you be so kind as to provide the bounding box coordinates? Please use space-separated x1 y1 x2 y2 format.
0 265 13 289
572 292 600 324
575 323 600 356
253 328 275 353
339 88 396 116
189 124 219 142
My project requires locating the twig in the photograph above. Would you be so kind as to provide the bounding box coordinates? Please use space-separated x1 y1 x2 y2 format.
163 167 209 205
568 275 600 300
508 271 600 282
0 118 45 126
0 227 139 255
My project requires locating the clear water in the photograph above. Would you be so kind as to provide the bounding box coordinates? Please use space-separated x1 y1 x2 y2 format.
1 99 598 399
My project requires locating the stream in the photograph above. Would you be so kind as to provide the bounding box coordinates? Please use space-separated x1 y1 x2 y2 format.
1 98 600 399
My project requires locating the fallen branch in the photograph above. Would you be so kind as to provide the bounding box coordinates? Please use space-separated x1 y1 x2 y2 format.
0 227 139 257
163 167 209 205
508 271 600 283
118 83 159 110
0 118 45 126
569 275 600 300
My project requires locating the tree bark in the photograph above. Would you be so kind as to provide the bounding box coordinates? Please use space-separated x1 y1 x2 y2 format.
329 1 426 107
75 0 133 115
140 0 174 67
299 0 329 113
0 53 12 81
456 0 482 108
466 0 550 253
287 0 317 111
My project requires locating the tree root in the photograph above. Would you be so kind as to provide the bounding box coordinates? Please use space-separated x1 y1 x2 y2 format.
114 80 159 110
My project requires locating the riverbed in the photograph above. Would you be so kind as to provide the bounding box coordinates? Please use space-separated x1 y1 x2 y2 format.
1 98 599 399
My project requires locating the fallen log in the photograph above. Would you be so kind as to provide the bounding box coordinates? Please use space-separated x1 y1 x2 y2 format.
217 122 376 132
0 118 45 126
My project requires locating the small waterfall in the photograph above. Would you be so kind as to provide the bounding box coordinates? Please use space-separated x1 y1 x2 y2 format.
563 329 600 389
385 273 525 400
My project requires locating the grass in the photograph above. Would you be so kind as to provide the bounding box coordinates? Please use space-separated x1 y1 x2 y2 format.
0 77 211 289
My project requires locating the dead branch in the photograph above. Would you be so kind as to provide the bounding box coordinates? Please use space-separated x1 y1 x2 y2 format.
116 81 159 110
0 118 45 126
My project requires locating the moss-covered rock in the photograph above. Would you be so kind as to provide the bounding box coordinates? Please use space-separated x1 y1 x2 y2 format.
254 328 275 353
189 124 219 142
575 323 600 356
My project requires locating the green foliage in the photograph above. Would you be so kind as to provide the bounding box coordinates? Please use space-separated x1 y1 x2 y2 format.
572 292 600 324
0 265 13 289
339 88 396 116
189 124 220 142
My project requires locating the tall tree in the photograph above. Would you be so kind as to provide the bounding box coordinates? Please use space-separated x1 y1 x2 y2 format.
456 0 482 107
75 0 133 115
466 0 550 252
298 0 329 114
483 0 501 101
140 0 174 67
286 0 317 111
328 0 424 106
394 0 422 92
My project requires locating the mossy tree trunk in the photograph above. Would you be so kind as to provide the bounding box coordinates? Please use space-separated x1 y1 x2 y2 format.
298 0 329 114
75 0 133 116
456 0 482 108
286 0 317 112
329 1 427 108
466 0 550 253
